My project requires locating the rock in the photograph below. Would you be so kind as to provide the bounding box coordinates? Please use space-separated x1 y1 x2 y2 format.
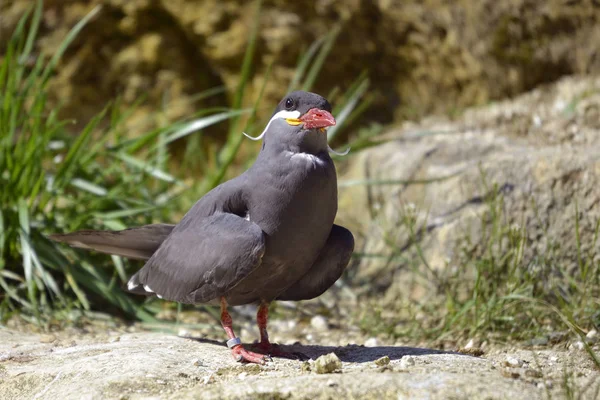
529 336 549 346
300 361 312 373
314 353 342 374
525 368 542 379
310 315 329 332
504 357 523 368
1 330 592 399
399 355 416 369
364 337 379 347
5 0 600 141
339 76 600 306
202 374 215 385
39 334 56 344
586 329 598 343
177 329 190 337
570 341 585 350
109 336 121 343
374 356 390 366
464 339 475 349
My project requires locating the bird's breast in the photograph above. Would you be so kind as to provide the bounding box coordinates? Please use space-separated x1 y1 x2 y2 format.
248 154 337 254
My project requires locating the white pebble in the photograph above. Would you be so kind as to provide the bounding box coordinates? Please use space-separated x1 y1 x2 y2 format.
238 372 248 380
505 357 523 367
464 339 475 349
364 337 379 347
191 358 201 366
571 341 585 350
586 329 598 343
399 355 415 368
310 315 329 331
178 329 190 337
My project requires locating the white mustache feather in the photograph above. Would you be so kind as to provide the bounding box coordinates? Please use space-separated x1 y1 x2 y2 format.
242 110 301 141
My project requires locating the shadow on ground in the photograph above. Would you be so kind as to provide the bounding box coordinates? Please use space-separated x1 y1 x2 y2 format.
185 335 452 363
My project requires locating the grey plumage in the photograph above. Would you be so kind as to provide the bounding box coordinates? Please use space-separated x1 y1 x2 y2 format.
51 91 354 308
49 224 174 260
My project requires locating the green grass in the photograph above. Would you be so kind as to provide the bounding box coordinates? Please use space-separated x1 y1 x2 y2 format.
355 172 600 368
0 0 371 325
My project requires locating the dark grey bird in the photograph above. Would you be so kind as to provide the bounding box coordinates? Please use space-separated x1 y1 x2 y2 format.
51 91 354 364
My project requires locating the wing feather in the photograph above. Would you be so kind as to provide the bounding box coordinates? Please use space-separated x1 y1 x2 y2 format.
126 177 265 304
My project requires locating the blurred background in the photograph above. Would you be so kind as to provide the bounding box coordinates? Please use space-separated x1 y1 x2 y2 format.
1 0 599 361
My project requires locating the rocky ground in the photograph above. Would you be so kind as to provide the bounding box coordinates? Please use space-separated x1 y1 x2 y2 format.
1 323 598 400
3 73 600 399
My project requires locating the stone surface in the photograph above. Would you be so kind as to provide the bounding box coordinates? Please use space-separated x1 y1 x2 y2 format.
1 329 596 399
338 75 600 302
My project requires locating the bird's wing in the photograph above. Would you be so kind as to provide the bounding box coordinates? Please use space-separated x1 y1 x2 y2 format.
277 224 354 301
49 224 175 260
127 179 266 304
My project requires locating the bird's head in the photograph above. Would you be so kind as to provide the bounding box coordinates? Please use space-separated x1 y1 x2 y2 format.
245 91 337 155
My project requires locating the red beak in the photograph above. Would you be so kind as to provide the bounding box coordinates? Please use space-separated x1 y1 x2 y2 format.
299 108 336 129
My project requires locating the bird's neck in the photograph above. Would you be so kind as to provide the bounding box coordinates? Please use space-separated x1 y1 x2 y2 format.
263 130 328 156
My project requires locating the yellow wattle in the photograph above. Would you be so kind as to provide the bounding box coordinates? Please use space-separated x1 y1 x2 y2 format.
285 118 302 126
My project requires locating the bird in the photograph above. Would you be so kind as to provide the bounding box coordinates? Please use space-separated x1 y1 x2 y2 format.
50 91 355 364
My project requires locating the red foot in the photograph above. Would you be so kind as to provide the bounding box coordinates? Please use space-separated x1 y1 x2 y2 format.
252 341 308 360
231 344 271 364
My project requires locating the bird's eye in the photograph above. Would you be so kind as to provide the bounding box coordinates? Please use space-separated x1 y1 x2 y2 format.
285 98 294 110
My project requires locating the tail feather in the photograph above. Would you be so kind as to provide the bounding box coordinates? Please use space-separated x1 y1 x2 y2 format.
49 223 175 260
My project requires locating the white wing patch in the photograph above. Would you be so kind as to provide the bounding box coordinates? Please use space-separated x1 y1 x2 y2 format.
127 280 137 291
127 279 163 298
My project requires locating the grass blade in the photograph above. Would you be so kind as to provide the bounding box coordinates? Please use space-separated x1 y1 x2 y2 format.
163 109 250 145
40 5 102 84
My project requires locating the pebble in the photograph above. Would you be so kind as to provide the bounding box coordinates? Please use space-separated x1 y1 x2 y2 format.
177 329 190 337
301 361 311 373
374 356 390 366
310 315 329 331
570 341 585 350
364 337 378 347
399 355 415 369
525 368 542 378
109 336 121 343
238 372 248 380
314 353 342 374
586 329 598 343
464 339 475 349
326 379 338 387
504 357 523 368
191 358 202 366
549 356 559 363
39 334 56 344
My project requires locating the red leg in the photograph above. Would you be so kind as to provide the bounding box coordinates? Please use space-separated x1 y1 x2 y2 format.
220 297 269 364
257 302 270 346
253 302 308 360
